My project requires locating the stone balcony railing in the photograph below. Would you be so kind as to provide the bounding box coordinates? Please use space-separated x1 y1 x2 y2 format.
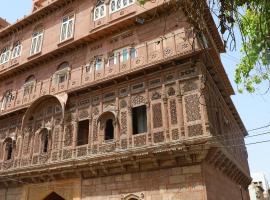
0 30 201 115
0 132 210 173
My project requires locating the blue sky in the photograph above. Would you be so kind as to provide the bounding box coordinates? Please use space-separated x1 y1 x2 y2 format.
1 0 270 181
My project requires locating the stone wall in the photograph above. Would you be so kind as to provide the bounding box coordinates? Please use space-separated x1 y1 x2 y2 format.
82 165 206 200
203 162 250 200
0 187 23 200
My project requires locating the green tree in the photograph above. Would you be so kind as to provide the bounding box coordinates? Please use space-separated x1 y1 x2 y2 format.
234 1 270 93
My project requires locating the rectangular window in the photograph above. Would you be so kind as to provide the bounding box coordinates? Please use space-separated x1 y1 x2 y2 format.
95 57 103 70
30 30 43 56
77 120 89 146
132 105 147 134
60 14 75 42
130 47 137 59
11 42 22 59
93 4 106 21
58 74 67 84
0 47 11 65
121 48 128 62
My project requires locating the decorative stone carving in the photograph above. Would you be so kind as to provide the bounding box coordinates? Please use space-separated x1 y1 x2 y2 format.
131 95 146 107
32 155 39 165
93 118 98 141
91 144 98 154
77 146 87 157
100 143 116 153
134 135 146 147
153 131 165 143
93 107 99 116
151 91 161 100
120 111 127 135
169 99 178 125
33 134 40 153
172 129 179 140
39 153 48 164
121 139 128 149
185 94 201 122
79 109 89 119
20 158 30 167
64 124 73 146
167 87 176 96
63 149 73 160
51 151 59 161
104 104 116 112
152 103 163 128
53 128 60 149
120 99 127 108
3 160 13 170
183 81 198 93
22 134 31 155
188 124 203 137
179 67 196 79
164 47 173 57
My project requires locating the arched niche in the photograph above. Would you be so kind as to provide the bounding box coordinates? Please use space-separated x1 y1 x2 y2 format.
97 111 118 141
123 194 141 200
22 94 68 129
2 137 15 161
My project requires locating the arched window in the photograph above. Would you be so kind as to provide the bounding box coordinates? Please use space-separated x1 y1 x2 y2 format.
30 26 44 56
24 75 36 96
11 41 22 59
0 46 11 65
3 138 14 161
41 129 49 153
93 2 106 21
0 90 13 111
53 62 70 84
110 0 134 13
105 119 114 140
60 12 75 42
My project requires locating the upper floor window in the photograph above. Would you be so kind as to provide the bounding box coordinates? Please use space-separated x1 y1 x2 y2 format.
3 138 14 161
60 13 75 42
53 62 70 84
110 0 135 13
108 47 137 66
30 28 44 56
77 120 89 146
0 46 11 65
95 57 103 71
11 41 22 59
0 90 13 111
94 4 106 21
40 129 49 153
24 75 36 96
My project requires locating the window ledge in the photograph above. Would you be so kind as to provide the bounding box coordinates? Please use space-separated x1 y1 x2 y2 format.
28 52 42 60
58 37 74 47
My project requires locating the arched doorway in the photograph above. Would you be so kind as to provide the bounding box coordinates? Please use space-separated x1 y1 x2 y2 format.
43 192 65 200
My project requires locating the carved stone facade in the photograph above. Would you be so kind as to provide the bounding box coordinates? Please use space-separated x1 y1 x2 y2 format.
0 0 250 199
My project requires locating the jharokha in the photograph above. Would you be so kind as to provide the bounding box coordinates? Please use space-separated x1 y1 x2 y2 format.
0 0 251 199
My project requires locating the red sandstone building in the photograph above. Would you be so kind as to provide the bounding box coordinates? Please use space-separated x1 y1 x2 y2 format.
0 0 251 199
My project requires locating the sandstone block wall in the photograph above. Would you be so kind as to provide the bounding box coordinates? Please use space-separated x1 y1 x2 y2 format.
203 162 250 200
82 165 206 200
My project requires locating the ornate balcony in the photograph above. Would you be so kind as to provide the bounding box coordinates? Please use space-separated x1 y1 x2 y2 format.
0 29 201 115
